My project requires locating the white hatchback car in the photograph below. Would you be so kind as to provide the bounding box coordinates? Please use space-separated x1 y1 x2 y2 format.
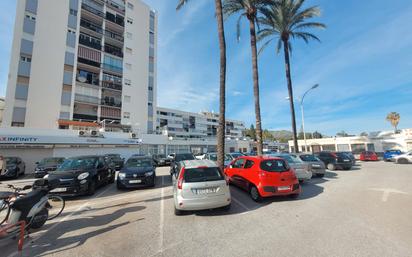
172 160 231 215
393 151 412 164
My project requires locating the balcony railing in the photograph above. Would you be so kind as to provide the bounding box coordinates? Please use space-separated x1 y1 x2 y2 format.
102 81 122 91
80 19 103 34
106 0 125 13
104 29 124 43
102 63 122 74
104 45 123 58
74 94 100 105
81 2 105 18
78 58 100 68
105 13 124 27
79 36 101 50
101 97 122 108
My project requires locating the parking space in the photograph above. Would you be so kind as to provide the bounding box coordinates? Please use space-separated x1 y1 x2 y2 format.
1 161 412 257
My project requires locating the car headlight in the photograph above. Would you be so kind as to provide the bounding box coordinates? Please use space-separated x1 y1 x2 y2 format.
145 171 154 177
77 172 89 180
118 172 126 180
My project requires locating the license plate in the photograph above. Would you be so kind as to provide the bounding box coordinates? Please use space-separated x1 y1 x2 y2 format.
194 188 217 194
344 159 350 162
278 186 290 191
50 188 67 193
129 180 141 184
312 164 320 168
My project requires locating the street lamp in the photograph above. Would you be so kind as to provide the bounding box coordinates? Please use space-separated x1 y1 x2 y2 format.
300 84 319 152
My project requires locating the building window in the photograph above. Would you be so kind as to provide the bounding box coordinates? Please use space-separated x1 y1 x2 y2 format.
124 95 131 103
20 55 32 62
123 112 130 119
148 86 153 91
127 18 133 24
70 9 77 16
126 32 132 39
11 122 25 127
148 102 152 106
126 47 132 54
127 3 134 9
124 79 131 86
25 13 36 20
149 32 154 44
68 28 76 34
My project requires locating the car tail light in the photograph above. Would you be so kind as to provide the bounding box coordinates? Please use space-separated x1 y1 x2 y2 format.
177 167 185 190
331 153 337 158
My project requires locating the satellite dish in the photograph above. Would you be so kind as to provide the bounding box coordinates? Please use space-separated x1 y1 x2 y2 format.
77 76 87 83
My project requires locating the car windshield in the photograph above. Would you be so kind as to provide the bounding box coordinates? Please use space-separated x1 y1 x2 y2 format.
279 155 302 164
260 160 289 172
157 154 166 158
57 157 97 171
126 158 152 167
107 155 120 159
336 152 350 158
175 154 195 161
299 154 320 162
39 158 63 165
5 157 17 164
208 154 231 161
184 167 224 182
230 153 243 158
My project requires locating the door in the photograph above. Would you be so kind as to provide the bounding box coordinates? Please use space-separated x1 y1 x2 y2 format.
240 159 256 189
230 158 246 188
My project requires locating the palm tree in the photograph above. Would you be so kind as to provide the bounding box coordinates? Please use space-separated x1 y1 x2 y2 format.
223 0 272 156
257 0 325 153
177 0 227 171
386 112 400 132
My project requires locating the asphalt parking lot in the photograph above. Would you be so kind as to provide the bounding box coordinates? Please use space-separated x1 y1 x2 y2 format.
1 161 412 257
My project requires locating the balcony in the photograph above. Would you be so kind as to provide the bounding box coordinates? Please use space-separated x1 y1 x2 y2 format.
80 19 103 34
102 63 122 74
81 2 104 18
106 0 125 14
79 35 101 50
101 96 122 108
77 70 99 86
78 57 100 68
105 12 124 27
101 106 121 119
102 81 122 91
74 94 100 105
104 29 124 43
104 44 123 58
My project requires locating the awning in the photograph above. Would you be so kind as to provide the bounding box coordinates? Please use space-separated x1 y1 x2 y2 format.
58 120 100 127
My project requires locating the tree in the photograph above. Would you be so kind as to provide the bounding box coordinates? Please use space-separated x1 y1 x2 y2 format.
336 131 349 137
177 0 227 171
246 124 257 140
257 0 325 153
223 0 272 156
262 129 274 141
360 132 368 137
312 131 322 139
386 112 400 132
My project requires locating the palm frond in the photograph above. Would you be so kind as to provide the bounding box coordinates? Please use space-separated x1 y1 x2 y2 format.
258 38 274 56
176 0 188 10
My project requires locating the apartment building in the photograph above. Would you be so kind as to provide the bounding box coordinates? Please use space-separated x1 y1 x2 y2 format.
201 111 245 138
156 108 246 140
3 0 157 134
0 97 5 126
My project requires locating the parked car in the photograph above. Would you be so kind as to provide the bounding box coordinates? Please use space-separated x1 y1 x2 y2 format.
225 156 300 201
293 153 326 177
383 150 403 162
195 153 206 160
0 156 25 179
315 151 352 170
265 153 312 182
170 153 195 176
359 151 379 161
203 152 233 167
104 154 124 170
393 151 412 164
341 152 356 165
173 159 231 215
227 152 245 160
117 156 156 189
47 155 115 196
34 157 65 178
152 154 171 167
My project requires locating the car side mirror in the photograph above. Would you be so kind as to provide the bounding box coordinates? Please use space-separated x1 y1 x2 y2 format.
35 162 39 165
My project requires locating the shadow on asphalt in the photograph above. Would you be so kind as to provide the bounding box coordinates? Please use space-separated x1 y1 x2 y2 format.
25 206 145 257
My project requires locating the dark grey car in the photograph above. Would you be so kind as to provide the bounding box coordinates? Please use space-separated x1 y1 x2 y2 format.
293 153 326 177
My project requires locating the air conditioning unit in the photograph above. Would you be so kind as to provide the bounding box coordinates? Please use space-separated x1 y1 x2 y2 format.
78 130 87 137
129 132 137 139
90 130 101 137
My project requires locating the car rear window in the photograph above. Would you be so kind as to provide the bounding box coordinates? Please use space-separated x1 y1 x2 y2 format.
175 154 195 161
260 160 289 172
299 154 319 162
184 167 224 182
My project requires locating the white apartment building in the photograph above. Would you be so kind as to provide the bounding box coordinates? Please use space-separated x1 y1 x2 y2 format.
156 107 246 140
0 97 5 126
3 0 157 134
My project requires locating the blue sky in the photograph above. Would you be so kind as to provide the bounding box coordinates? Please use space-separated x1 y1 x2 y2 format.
1 0 411 135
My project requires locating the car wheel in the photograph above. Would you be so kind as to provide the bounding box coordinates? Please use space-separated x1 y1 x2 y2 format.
174 206 183 216
289 193 299 199
327 163 335 171
87 179 96 196
398 158 409 164
250 186 261 202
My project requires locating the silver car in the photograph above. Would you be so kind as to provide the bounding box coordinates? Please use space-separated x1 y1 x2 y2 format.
203 153 232 167
172 160 231 215
265 153 312 182
292 153 326 177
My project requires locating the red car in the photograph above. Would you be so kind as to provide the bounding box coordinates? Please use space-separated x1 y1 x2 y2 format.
224 156 301 202
359 151 379 161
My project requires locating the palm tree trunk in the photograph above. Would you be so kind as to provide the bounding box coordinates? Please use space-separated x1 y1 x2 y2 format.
248 18 263 156
282 40 299 153
215 0 226 170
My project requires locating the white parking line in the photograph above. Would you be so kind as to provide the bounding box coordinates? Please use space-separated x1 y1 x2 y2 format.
8 184 114 257
231 195 251 212
158 176 165 253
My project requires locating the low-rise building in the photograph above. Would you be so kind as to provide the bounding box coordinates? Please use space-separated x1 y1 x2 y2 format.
288 129 412 153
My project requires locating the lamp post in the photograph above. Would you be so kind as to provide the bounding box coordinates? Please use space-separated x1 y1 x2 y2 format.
300 84 319 152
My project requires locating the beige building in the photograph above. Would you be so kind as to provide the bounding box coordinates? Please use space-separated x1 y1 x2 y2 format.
3 0 157 134
0 97 5 126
